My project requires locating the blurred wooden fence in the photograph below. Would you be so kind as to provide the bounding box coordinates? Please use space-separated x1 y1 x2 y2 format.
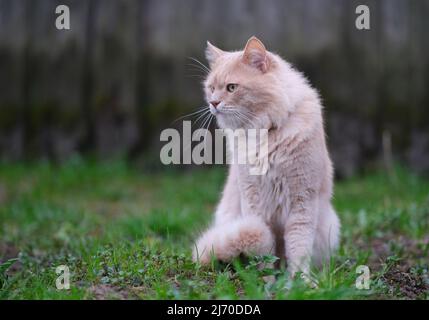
0 0 428 176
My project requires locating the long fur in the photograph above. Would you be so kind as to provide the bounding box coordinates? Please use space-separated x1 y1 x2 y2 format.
193 215 274 264
193 37 341 277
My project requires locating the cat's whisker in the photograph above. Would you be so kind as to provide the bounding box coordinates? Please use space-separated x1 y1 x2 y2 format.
244 109 257 115
226 109 256 128
194 112 213 150
220 108 242 123
188 57 211 73
186 62 208 69
229 110 243 122
175 107 210 154
182 114 210 155
185 75 207 80
199 111 212 131
229 111 245 128
238 115 255 128
203 114 214 148
239 109 258 125
172 107 208 124
193 109 212 128
186 64 209 75
235 111 255 126
240 109 258 119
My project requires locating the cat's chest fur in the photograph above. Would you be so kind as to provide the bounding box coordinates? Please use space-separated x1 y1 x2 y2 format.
236 163 291 226
232 126 306 222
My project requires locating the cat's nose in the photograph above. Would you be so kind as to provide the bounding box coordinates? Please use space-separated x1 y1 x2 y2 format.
210 101 220 108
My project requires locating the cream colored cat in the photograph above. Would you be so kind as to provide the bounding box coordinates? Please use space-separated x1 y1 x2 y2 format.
192 37 340 278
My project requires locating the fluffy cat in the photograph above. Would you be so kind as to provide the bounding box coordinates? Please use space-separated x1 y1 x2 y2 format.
192 36 340 278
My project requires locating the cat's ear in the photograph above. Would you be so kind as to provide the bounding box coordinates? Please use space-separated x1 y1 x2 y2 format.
242 36 270 73
206 41 224 68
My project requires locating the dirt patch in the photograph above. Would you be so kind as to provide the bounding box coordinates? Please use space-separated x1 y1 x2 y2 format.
356 235 429 268
356 235 429 299
87 284 130 300
0 242 19 260
0 242 22 273
381 266 429 299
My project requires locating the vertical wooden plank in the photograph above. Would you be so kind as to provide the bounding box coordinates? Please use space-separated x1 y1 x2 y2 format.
79 0 97 153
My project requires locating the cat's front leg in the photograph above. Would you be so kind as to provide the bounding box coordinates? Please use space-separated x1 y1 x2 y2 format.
193 165 274 264
284 193 318 280
214 164 241 225
236 166 261 217
192 165 241 264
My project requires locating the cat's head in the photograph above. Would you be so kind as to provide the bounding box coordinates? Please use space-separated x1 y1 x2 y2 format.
204 36 291 130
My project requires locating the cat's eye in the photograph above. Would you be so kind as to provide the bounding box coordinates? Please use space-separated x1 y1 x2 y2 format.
208 85 215 93
226 83 238 92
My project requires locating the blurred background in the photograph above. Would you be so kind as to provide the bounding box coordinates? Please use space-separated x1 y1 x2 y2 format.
0 0 428 178
1 0 429 300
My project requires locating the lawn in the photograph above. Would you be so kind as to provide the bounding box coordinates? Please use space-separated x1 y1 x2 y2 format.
0 158 428 299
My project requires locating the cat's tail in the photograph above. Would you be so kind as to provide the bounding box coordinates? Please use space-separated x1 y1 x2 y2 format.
192 215 275 265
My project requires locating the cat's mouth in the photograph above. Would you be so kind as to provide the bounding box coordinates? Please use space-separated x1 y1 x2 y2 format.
209 104 219 115
212 107 255 130
209 103 234 117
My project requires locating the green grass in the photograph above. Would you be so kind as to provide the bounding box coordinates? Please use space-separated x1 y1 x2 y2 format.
0 158 428 299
